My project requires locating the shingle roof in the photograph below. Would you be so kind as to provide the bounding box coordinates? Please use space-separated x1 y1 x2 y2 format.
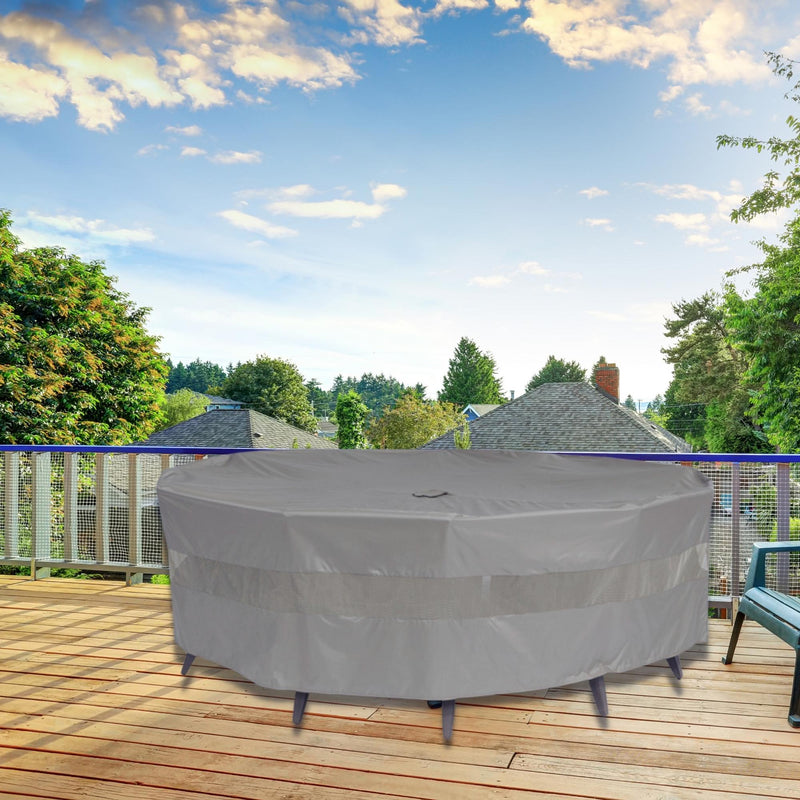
142 409 337 449
423 382 690 453
203 394 241 406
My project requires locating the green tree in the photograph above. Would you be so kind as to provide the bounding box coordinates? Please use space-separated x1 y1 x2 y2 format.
661 292 768 452
304 378 331 418
622 395 637 411
217 355 316 432
526 355 586 392
717 53 800 222
438 337 503 407
724 216 800 452
156 388 207 430
328 372 423 419
335 390 369 449
167 359 227 394
367 392 464 449
0 210 167 444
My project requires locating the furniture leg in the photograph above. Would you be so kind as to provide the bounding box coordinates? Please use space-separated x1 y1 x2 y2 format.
180 653 195 675
667 655 683 680
441 700 455 741
427 700 443 709
721 610 746 665
589 675 608 716
789 651 800 728
293 691 309 725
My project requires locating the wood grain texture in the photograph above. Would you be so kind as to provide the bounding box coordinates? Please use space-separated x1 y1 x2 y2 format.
1 575 798 800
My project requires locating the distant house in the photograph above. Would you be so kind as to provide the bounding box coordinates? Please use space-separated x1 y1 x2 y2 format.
203 394 243 411
462 404 501 422
316 418 338 440
423 381 690 453
142 409 336 449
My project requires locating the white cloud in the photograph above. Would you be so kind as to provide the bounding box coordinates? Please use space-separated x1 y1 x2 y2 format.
338 0 424 47
269 199 387 220
495 0 521 9
371 183 408 202
218 209 297 239
584 217 614 231
685 92 711 116
0 12 182 131
137 143 168 156
579 186 608 199
0 52 66 122
278 184 317 199
654 211 709 231
209 150 262 165
658 84 684 103
685 233 721 247
590 301 671 324
180 146 207 157
23 211 155 245
517 261 549 276
519 0 772 99
433 0 491 15
469 274 512 287
165 124 202 136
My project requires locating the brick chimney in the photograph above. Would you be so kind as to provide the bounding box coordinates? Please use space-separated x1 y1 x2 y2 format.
593 361 620 403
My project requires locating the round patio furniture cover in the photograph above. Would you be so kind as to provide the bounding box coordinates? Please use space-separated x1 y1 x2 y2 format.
157 449 712 701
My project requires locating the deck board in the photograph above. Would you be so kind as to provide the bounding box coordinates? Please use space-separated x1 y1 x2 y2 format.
1 576 798 799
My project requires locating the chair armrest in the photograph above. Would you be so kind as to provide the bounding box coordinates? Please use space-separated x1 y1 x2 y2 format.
744 541 800 591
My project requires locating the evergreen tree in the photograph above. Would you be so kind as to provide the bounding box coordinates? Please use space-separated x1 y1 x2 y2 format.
526 355 586 392
438 337 503 407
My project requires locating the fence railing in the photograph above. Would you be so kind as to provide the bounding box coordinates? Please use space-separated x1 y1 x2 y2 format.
1 447 798 604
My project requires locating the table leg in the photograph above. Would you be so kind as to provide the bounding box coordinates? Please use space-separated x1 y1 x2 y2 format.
180 653 195 676
589 675 608 716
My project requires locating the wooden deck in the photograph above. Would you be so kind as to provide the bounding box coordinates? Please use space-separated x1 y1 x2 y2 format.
0 576 798 800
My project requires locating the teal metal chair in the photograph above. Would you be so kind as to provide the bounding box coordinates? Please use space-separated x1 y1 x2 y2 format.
722 541 800 727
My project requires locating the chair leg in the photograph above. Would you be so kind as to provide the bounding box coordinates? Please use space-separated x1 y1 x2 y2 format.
589 675 608 716
789 650 800 728
721 610 746 665
180 653 195 676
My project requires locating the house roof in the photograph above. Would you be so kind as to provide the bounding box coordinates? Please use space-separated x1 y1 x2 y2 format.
203 394 241 406
463 404 501 416
142 409 337 449
423 382 690 453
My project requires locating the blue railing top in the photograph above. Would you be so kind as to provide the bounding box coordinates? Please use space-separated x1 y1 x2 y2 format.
0 444 798 462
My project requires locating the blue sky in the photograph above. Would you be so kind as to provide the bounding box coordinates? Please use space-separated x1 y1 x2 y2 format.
1 1 798 403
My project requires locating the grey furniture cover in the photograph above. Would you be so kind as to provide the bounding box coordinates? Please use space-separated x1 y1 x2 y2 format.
157 449 712 701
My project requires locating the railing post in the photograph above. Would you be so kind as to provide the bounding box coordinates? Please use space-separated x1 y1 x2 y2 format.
776 462 791 593
3 452 20 560
160 454 172 568
94 453 110 564
730 462 741 600
63 452 78 563
31 452 51 580
127 453 143 585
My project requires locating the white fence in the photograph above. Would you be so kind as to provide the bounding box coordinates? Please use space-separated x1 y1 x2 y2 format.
1 447 798 602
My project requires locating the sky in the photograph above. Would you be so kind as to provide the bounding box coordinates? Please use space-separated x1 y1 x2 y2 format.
2 0 799 404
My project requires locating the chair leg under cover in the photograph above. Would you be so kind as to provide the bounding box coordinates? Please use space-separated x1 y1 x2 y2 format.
667 655 683 680
441 700 455 741
589 675 608 716
293 692 309 725
180 653 195 676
